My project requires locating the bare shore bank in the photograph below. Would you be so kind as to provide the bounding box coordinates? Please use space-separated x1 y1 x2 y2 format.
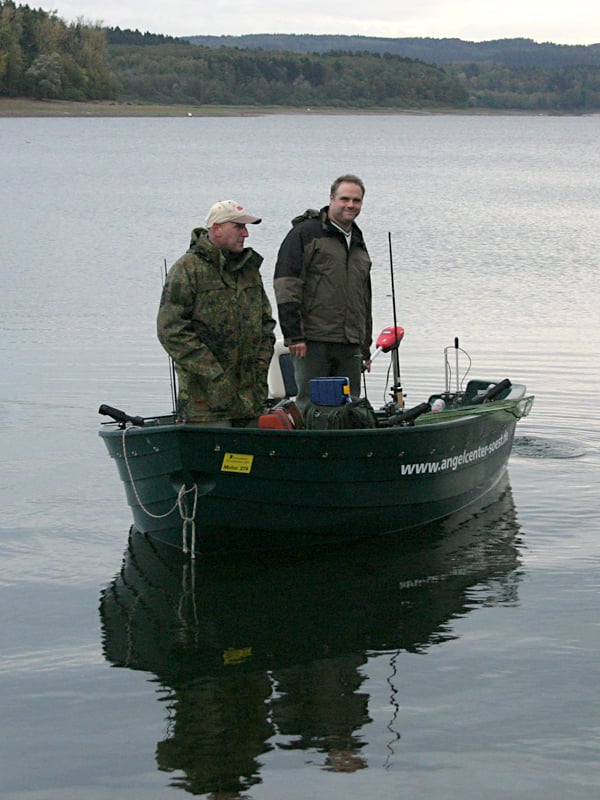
0 97 559 118
0 98 284 117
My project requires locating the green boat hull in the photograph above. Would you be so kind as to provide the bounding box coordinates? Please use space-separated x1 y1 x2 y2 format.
99 390 533 553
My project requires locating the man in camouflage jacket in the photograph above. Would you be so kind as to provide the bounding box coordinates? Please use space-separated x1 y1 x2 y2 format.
274 175 372 411
157 200 275 425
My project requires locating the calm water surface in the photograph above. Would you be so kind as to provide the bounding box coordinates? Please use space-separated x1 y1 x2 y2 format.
1 113 599 799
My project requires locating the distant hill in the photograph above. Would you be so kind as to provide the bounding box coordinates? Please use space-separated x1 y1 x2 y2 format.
184 34 600 68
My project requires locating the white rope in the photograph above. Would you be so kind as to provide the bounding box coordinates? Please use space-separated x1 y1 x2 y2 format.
121 427 199 556
177 483 198 557
121 427 179 518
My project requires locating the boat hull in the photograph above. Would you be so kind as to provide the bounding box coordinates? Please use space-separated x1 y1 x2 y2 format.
99 396 531 552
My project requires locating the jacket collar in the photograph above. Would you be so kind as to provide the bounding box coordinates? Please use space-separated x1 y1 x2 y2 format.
188 227 263 272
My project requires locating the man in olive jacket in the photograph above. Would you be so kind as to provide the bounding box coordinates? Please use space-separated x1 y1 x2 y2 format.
274 175 372 412
157 200 276 425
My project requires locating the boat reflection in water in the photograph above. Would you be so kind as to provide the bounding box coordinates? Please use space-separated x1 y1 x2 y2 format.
100 474 522 796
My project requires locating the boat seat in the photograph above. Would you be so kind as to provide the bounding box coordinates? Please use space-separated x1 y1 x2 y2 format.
268 340 298 399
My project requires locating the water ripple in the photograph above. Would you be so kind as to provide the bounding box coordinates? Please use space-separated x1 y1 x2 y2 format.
512 435 589 459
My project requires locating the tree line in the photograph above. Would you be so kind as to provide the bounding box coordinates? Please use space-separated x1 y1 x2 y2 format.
0 0 119 100
2 2 600 111
448 62 600 111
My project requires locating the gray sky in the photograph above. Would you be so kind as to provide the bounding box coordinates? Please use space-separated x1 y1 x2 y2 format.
54 1 600 45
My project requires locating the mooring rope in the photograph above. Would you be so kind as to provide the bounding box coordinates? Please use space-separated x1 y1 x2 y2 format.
121 427 199 556
178 483 198 557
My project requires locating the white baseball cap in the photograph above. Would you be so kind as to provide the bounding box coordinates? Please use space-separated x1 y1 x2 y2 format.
205 199 261 226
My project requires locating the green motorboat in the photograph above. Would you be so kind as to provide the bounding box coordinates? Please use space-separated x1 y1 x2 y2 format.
99 332 533 554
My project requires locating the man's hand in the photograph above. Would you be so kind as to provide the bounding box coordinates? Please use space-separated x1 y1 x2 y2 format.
289 343 307 358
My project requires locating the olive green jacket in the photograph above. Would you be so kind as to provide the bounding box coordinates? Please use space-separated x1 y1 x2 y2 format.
157 228 275 422
273 207 372 360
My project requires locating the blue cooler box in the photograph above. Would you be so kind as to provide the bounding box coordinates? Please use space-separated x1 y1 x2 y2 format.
309 377 350 405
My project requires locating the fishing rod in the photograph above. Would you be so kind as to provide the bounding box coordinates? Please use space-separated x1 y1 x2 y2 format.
388 232 404 409
163 259 178 415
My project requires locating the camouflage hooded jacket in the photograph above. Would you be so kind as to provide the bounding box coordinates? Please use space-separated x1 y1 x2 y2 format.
273 207 372 360
157 228 276 422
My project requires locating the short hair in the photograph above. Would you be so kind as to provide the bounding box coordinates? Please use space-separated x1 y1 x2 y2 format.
330 174 366 198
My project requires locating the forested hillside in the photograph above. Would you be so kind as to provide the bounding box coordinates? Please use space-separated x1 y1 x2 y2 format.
107 43 469 108
2 2 600 111
184 33 600 111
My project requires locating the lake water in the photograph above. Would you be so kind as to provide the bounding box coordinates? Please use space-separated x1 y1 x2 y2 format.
1 112 599 799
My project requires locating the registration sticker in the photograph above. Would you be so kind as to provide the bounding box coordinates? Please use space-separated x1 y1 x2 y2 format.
223 646 253 665
221 452 254 474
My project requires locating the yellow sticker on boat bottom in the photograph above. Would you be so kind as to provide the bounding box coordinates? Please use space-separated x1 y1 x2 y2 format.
223 646 253 665
221 452 254 473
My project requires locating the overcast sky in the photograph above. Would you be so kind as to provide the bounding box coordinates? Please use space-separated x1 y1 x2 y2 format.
53 1 600 45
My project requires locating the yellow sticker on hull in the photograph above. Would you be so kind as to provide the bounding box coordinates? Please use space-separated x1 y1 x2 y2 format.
221 452 254 474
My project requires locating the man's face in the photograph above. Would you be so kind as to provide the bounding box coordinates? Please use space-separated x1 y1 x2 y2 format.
210 221 249 252
328 181 364 230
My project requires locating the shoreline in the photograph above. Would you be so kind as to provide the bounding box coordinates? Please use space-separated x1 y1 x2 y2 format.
1 97 592 118
0 98 278 117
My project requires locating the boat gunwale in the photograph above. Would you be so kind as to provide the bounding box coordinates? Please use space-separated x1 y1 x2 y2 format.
98 396 532 441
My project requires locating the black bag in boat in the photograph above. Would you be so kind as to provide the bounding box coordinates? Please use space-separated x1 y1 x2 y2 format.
304 396 378 430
